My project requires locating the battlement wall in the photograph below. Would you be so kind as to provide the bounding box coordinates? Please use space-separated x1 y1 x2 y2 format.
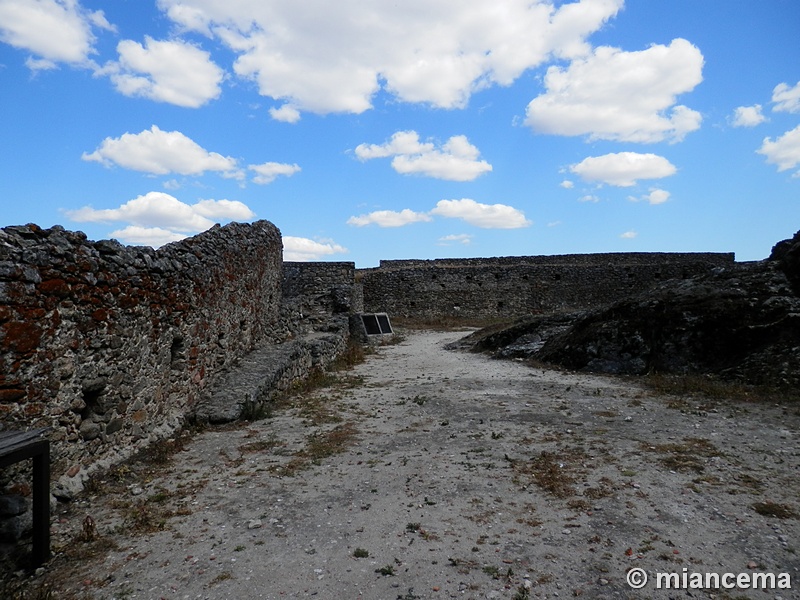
359 252 735 319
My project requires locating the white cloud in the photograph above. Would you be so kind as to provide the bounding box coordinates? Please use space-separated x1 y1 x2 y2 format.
192 198 255 220
269 104 301 123
249 162 301 184
347 209 432 228
107 225 188 248
620 230 638 239
644 188 670 205
579 194 600 203
0 0 113 68
525 39 704 143
66 192 255 247
772 81 800 114
731 105 766 128
629 188 671 205
100 37 224 108
757 124 800 176
355 131 492 181
560 180 574 189
157 0 622 115
82 125 242 178
438 233 473 246
355 131 433 160
430 199 531 229
283 236 348 261
570 152 677 187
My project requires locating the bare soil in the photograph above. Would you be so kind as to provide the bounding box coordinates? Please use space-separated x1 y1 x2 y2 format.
6 329 799 599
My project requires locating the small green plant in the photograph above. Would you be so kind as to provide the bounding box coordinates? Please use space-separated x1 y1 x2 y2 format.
353 548 369 558
375 564 396 576
482 565 500 579
513 585 530 600
406 522 421 532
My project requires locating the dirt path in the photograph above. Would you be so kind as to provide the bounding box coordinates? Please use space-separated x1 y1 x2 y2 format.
14 330 800 599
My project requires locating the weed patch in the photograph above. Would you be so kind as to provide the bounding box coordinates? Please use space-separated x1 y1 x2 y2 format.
643 373 800 404
272 422 359 476
752 501 797 519
642 438 722 473
512 447 588 498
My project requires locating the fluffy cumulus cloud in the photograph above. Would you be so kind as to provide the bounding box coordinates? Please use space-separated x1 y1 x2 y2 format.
570 152 677 187
65 191 255 246
757 125 800 176
347 199 530 229
772 81 800 114
525 39 704 143
249 162 301 184
156 0 622 117
269 104 301 124
282 236 348 261
430 199 531 229
620 230 638 239
347 209 432 228
0 0 114 69
731 105 766 128
101 36 224 108
82 125 242 178
629 188 671 205
355 131 492 181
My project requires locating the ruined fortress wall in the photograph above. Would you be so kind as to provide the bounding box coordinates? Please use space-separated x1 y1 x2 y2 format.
0 221 283 493
360 253 736 319
283 262 361 317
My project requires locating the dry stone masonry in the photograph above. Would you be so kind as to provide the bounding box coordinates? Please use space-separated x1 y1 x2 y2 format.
0 221 286 498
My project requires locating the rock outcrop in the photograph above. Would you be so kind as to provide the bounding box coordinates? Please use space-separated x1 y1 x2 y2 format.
458 230 800 389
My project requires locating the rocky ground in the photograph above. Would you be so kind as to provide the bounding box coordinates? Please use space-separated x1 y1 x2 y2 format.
3 329 799 599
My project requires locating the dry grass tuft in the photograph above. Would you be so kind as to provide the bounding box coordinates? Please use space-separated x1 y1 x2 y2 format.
642 438 722 473
643 373 800 405
512 447 588 499
752 501 797 519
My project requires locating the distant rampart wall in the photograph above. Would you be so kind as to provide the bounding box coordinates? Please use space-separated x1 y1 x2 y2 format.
359 253 736 319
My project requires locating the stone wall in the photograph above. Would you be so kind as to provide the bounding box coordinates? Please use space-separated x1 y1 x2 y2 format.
283 261 362 321
0 221 284 496
359 253 736 319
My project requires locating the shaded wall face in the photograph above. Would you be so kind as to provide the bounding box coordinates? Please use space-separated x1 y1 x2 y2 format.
360 254 736 319
283 262 360 316
0 221 283 482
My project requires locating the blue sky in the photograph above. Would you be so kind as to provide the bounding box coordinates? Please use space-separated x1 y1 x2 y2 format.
1 0 798 266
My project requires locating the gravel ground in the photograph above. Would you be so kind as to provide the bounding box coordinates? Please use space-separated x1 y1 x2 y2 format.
7 329 800 599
